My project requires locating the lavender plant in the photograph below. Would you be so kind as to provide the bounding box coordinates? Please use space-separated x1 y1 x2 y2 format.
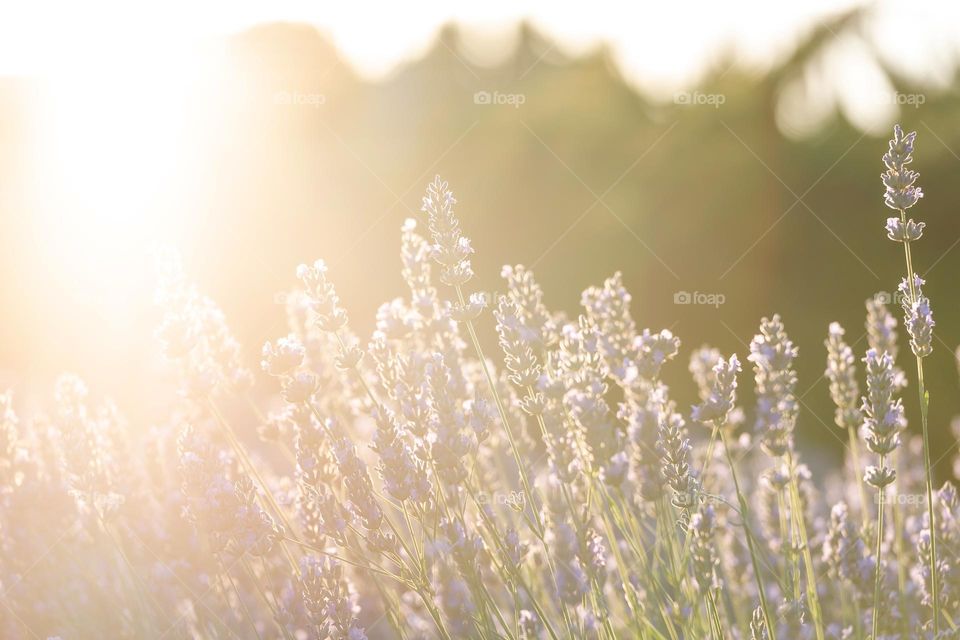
883 124 942 635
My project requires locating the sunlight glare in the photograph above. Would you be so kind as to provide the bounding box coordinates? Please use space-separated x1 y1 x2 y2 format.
33 50 196 316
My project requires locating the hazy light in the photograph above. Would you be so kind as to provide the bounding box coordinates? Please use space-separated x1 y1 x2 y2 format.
30 48 198 320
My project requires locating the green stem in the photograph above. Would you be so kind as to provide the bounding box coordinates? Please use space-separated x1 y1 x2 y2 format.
707 591 726 640
899 208 940 634
660 495 712 637
455 284 544 537
700 426 719 486
207 400 302 575
678 424 719 564
889 451 911 640
871 471 886 640
846 425 871 533
219 565 264 640
719 428 776 640
852 596 864 640
239 555 293 640
784 451 825 640
776 490 795 602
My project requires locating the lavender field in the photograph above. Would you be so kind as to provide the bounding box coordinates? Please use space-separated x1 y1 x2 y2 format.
2 123 960 639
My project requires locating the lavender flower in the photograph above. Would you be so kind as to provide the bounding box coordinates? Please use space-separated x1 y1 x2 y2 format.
749 315 798 457
299 555 367 640
898 275 935 358
689 503 721 594
155 254 252 394
283 370 319 404
503 526 530 573
636 328 681 381
501 264 558 355
560 319 613 459
861 349 904 489
580 272 680 384
177 425 282 555
865 296 906 389
495 296 542 388
825 323 862 431
294 409 337 488
331 434 383 531
822 502 873 601
882 124 923 211
886 216 924 242
692 354 740 427
750 605 769 640
297 259 349 332
543 484 590 604
689 346 722 402
300 484 349 546
424 353 473 482
400 218 440 322
581 272 638 384
371 407 431 503
261 335 306 377
437 561 476 636
375 298 417 339
439 518 485 574
915 528 949 613
620 381 668 500
519 609 541 639
420 176 474 287
54 375 124 517
656 402 697 511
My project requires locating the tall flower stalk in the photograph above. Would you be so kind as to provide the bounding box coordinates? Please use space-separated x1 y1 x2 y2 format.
824 322 868 529
863 296 910 636
749 316 824 640
694 354 776 639
419 176 544 536
882 124 940 633
861 348 904 639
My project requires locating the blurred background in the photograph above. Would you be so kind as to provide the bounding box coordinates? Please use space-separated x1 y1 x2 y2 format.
1 0 959 476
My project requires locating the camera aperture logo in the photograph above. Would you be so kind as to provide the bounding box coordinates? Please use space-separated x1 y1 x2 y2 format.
674 291 726 308
474 90 526 109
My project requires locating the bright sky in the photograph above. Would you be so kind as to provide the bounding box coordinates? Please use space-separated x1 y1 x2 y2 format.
2 0 958 91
